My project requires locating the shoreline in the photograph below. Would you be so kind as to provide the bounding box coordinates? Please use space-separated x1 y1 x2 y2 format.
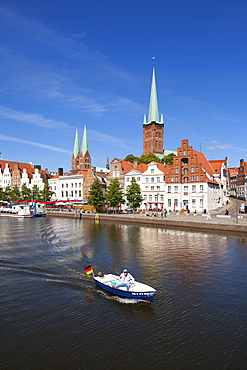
46 210 247 234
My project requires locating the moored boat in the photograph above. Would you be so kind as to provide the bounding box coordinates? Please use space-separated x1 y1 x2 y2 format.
93 272 156 302
0 204 33 218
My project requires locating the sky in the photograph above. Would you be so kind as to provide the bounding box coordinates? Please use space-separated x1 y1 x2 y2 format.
0 0 247 172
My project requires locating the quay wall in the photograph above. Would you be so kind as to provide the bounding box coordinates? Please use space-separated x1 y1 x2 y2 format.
46 211 247 234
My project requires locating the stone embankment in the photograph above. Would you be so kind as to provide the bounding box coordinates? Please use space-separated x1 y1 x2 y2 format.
47 209 247 234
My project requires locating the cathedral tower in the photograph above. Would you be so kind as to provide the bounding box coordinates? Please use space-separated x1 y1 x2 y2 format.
71 125 91 170
143 67 164 155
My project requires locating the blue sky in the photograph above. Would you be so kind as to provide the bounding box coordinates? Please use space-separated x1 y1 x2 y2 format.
0 0 247 171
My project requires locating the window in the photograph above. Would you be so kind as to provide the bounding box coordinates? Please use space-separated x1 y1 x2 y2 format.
71 183 74 188
145 178 149 183
200 185 203 192
156 177 160 182
137 177 140 181
184 186 188 192
151 186 154 190
191 167 194 173
126 177 129 182
66 183 68 188
62 184 64 188
75 183 77 187
79 183 81 187
171 177 174 182
175 177 178 182
151 177 154 183
168 199 171 207
175 168 178 174
184 168 188 175
149 195 152 201
183 150 186 156
196 175 199 181
160 195 164 201
156 186 160 191
191 176 194 182
174 199 178 207
151 169 154 173
144 195 147 200
168 186 171 193
192 185 196 193
175 186 178 193
61 191 64 197
79 191 81 197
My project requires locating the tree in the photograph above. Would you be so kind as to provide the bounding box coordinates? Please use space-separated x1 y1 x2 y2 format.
161 153 175 165
40 183 54 202
0 187 4 201
125 178 143 211
87 179 105 212
3 186 12 202
106 179 125 212
21 183 31 201
138 153 161 164
124 154 139 163
32 185 41 201
10 186 21 201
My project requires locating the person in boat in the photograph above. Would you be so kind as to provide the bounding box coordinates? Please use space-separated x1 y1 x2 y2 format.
116 269 135 290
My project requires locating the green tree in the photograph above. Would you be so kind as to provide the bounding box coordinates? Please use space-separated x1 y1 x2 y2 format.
138 153 161 164
124 154 139 163
106 179 125 212
32 185 41 201
87 179 105 212
10 186 21 201
40 183 54 202
125 178 143 211
161 153 175 165
21 183 31 201
0 187 5 201
3 186 12 202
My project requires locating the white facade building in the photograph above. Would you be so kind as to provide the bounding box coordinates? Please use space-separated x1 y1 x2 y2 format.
49 173 84 201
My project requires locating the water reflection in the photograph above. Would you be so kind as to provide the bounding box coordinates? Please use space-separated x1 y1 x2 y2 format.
1 217 247 369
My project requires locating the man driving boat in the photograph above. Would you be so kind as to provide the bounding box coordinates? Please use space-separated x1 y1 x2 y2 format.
116 269 135 291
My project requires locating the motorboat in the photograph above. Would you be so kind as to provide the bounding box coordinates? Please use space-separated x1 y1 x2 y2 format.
93 272 156 302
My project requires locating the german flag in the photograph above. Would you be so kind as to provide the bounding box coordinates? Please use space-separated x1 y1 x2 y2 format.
84 265 93 275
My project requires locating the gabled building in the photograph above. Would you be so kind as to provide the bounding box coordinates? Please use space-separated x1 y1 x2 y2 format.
164 139 226 212
0 160 49 190
107 158 134 189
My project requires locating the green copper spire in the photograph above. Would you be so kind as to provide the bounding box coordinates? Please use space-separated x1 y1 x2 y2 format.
73 128 81 158
148 67 160 123
81 125 90 156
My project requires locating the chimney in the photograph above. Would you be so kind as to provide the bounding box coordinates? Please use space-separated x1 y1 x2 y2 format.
58 168 63 176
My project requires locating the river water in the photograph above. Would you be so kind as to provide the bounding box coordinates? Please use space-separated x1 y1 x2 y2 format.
1 216 247 369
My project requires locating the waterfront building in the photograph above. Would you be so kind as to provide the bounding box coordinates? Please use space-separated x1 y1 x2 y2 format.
139 162 166 211
236 159 247 200
0 160 49 191
164 140 227 212
107 158 134 189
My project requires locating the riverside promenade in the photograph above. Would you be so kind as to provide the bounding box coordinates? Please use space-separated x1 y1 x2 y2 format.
47 203 247 234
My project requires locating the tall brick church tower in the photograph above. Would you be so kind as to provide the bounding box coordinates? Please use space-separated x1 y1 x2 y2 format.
71 125 91 170
143 67 164 155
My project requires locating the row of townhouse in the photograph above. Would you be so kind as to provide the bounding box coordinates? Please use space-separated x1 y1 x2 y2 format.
0 160 50 190
48 167 107 202
229 159 247 200
110 140 229 213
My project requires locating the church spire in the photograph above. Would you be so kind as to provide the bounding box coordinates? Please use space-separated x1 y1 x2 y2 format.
81 125 89 156
148 67 160 123
73 128 81 158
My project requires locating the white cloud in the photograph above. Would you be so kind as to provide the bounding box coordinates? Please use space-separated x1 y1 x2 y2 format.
0 106 71 129
0 134 71 154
